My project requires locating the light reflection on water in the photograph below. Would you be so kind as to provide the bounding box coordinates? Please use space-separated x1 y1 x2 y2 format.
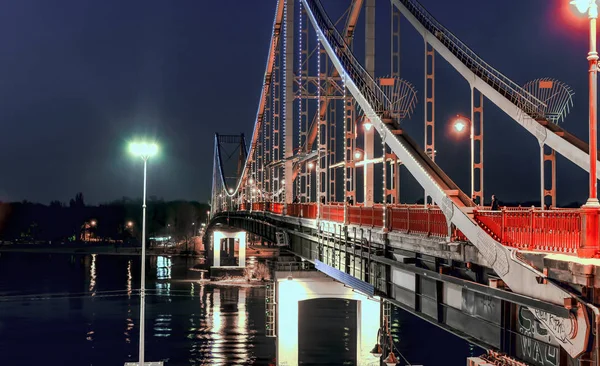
0 252 479 365
0 253 273 366
89 253 96 296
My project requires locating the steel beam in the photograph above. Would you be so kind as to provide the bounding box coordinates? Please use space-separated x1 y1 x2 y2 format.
471 87 484 204
284 0 295 203
424 41 435 205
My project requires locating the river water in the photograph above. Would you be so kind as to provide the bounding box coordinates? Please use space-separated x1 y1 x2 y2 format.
0 252 479 365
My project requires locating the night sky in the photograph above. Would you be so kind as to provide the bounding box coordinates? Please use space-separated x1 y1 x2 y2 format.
0 0 593 205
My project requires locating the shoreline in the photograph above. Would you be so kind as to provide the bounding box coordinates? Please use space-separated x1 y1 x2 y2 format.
0 246 281 259
0 247 200 257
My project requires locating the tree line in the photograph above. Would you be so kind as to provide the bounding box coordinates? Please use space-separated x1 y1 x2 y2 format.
0 193 209 244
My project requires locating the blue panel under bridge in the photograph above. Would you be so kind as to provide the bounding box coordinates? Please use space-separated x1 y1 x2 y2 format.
314 259 374 297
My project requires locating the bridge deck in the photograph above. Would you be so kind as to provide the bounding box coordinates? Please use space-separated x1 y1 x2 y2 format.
227 202 584 257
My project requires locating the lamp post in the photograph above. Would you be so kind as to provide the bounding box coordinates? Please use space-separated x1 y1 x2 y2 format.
571 0 600 257
227 187 234 211
129 140 158 365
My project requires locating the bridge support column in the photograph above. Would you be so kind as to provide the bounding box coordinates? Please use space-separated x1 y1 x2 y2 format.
213 231 223 267
238 232 247 268
580 207 600 257
211 230 247 267
276 271 380 366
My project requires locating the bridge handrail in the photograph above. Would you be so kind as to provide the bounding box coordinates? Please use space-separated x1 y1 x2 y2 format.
474 208 581 253
395 0 547 119
226 203 583 254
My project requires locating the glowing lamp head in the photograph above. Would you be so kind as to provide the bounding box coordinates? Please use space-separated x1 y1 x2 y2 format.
249 178 254 184
129 141 158 158
453 118 467 133
308 162 314 169
354 151 363 160
363 120 373 132
228 188 234 194
127 221 133 228
90 220 97 227
571 0 595 15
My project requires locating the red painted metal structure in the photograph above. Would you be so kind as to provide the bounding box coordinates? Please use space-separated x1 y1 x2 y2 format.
227 203 587 256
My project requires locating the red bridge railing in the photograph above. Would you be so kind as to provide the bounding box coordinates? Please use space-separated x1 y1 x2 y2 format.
474 208 581 254
229 202 587 256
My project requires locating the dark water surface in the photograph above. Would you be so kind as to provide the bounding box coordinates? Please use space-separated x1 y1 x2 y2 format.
0 252 479 365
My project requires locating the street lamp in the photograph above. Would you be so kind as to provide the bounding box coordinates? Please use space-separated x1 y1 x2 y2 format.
453 118 467 133
354 149 364 161
570 0 600 256
451 114 479 201
572 0 600 206
128 140 158 366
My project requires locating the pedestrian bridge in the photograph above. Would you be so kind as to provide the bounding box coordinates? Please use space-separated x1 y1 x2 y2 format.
206 0 600 363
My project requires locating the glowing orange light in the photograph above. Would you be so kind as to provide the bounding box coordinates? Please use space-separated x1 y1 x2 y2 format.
453 120 467 133
553 0 589 38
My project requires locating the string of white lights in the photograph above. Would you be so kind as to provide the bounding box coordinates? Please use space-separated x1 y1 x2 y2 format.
297 1 303 200
234 0 283 198
271 53 277 201
281 0 288 203
316 32 321 205
342 70 347 219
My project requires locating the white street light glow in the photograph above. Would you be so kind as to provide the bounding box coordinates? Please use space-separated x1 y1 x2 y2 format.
129 141 159 158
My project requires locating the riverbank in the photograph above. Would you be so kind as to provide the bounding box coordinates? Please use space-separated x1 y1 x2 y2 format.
0 244 280 258
0 246 201 257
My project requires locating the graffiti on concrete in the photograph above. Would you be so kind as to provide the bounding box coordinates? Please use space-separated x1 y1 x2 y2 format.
517 306 559 366
533 309 571 344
